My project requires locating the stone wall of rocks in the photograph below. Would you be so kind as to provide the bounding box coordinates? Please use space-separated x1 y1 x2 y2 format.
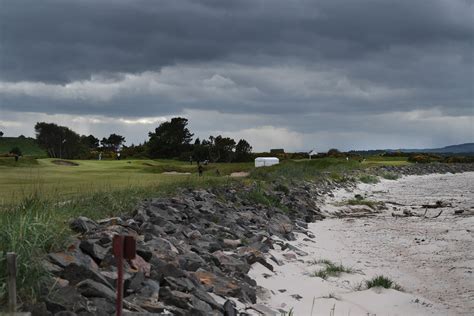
32 163 474 316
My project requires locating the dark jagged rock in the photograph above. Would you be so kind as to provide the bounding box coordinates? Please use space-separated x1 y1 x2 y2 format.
69 217 98 234
79 239 108 263
76 279 116 301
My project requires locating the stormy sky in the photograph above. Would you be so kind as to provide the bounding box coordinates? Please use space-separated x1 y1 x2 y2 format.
0 0 473 151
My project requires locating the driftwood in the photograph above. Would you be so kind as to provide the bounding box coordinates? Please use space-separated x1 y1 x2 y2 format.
392 209 443 218
421 200 451 209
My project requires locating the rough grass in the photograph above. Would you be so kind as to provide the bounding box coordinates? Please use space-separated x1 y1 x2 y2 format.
0 156 39 167
250 158 360 181
365 275 403 291
240 182 289 212
311 259 353 279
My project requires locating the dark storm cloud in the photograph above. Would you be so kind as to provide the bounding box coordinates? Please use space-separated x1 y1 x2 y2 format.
1 0 473 150
1 0 472 83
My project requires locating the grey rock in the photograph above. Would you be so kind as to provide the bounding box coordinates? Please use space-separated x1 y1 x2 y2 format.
79 239 108 263
76 279 116 301
69 217 98 233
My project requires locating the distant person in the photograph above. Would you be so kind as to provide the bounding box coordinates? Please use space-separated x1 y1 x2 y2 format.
14 154 19 162
203 159 209 165
215 168 221 176
117 152 121 160
98 153 102 161
189 156 193 165
198 164 204 177
346 157 349 161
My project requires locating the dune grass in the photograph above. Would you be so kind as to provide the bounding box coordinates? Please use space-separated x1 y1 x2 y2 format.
365 275 403 291
311 259 353 279
250 158 360 181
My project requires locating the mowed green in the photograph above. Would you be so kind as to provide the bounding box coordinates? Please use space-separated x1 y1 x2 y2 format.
0 158 254 205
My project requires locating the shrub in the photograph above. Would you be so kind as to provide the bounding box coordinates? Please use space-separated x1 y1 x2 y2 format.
9 147 22 156
381 172 399 180
359 174 379 184
365 275 403 291
274 183 290 194
408 154 443 164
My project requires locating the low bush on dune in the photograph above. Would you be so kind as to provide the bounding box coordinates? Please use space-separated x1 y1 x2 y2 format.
381 172 400 180
359 174 379 184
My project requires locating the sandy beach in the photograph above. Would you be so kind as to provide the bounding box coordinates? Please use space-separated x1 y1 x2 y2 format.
250 172 474 315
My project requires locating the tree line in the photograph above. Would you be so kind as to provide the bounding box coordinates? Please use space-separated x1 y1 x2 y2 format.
32 118 253 162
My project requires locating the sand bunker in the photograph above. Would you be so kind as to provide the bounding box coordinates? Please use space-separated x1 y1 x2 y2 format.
230 171 250 177
161 171 191 175
51 160 79 166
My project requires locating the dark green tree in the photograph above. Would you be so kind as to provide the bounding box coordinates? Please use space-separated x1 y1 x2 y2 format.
192 138 209 162
235 139 253 162
101 133 125 151
207 135 236 162
81 134 100 149
148 117 194 158
35 122 86 159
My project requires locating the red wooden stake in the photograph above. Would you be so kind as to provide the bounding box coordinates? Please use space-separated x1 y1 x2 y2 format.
113 235 124 316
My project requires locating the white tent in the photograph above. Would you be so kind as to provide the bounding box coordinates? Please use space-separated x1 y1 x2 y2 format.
255 157 279 168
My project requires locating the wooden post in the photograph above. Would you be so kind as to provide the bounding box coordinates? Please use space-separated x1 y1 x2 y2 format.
6 252 17 313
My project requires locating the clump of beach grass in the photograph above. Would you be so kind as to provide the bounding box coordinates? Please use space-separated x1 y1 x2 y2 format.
311 259 353 279
365 275 403 291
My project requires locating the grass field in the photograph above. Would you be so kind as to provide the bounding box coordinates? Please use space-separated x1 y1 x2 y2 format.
0 137 46 157
0 158 253 205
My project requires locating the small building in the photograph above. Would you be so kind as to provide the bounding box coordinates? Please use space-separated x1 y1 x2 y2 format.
255 157 279 168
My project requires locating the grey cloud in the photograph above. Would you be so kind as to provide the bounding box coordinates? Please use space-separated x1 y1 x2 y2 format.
1 0 472 83
0 0 472 150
